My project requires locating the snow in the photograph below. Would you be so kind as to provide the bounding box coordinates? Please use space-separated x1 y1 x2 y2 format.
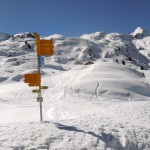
0 28 150 149
80 32 107 40
46 34 65 40
131 27 150 38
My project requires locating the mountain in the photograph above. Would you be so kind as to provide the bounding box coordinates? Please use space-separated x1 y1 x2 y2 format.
0 32 11 41
0 28 150 149
131 27 150 38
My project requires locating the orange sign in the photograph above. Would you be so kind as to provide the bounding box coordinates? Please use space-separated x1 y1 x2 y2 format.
37 39 54 56
24 73 41 86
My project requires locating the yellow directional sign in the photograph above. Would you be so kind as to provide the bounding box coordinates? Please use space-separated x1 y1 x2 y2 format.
34 32 40 39
37 39 54 56
23 73 41 87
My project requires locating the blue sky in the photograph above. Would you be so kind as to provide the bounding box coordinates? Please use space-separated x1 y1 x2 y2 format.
0 0 150 37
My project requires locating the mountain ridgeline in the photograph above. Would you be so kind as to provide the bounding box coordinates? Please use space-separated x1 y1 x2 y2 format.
0 27 150 79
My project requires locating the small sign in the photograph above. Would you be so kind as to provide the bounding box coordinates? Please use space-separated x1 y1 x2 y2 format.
32 89 39 93
34 32 40 39
23 73 41 87
39 56 44 67
37 97 43 102
41 86 48 89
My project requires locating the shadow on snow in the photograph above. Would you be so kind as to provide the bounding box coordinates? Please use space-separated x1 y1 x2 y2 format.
54 123 123 150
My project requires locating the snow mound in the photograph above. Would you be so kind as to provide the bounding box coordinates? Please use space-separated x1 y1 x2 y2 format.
46 61 149 101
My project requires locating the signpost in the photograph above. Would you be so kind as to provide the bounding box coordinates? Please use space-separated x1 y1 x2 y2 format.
37 54 43 121
23 32 54 122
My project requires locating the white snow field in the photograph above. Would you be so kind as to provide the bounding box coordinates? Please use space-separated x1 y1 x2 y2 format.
0 28 150 150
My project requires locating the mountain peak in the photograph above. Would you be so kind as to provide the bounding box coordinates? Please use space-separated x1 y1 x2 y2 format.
132 27 149 38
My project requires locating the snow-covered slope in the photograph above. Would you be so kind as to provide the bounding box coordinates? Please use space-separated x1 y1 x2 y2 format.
0 28 150 149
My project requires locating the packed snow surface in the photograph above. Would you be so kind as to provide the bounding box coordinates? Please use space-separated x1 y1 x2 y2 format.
0 28 150 149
